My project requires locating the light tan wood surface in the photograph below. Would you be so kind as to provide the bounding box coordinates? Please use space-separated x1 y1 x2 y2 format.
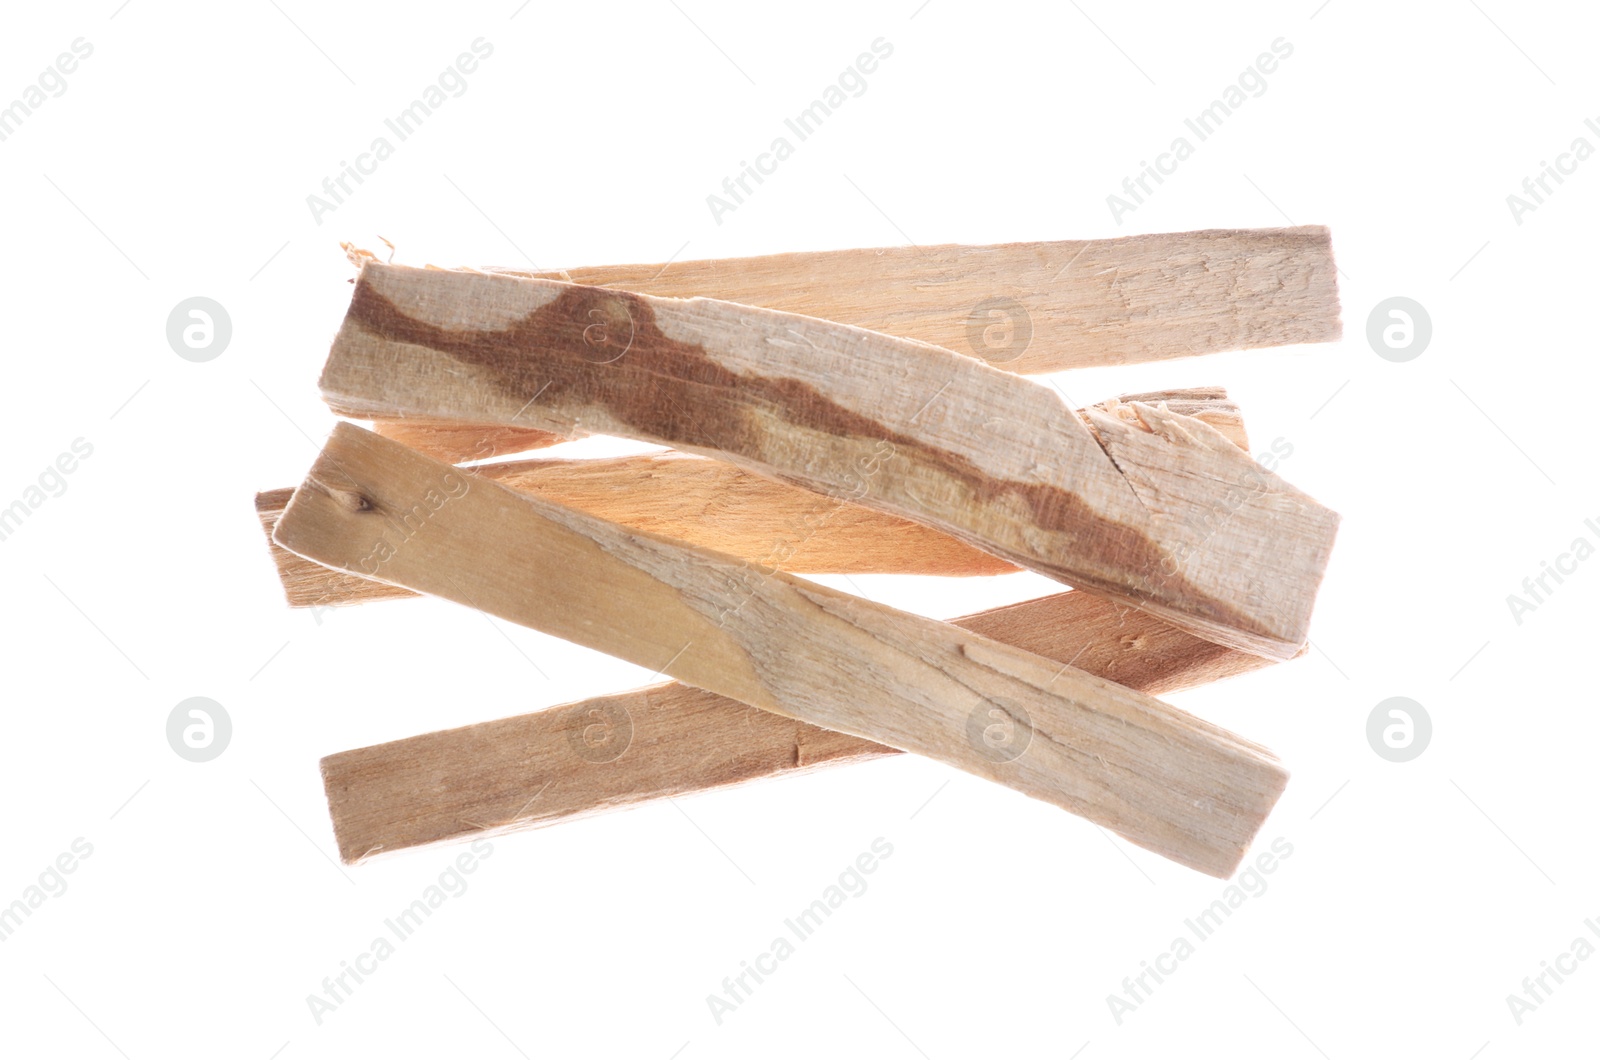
256 387 1247 607
321 587 1280 864
318 265 1338 657
477 226 1342 373
276 424 1289 876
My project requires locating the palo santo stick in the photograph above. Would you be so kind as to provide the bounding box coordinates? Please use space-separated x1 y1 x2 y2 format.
257 387 1247 608
471 226 1342 373
275 423 1288 876
320 264 1337 658
253 453 1010 605
371 417 562 463
322 588 1278 864
367 382 1247 468
358 225 1328 458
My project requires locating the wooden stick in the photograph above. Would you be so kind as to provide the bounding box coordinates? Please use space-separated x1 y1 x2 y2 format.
254 453 1011 607
463 226 1342 373
275 423 1288 876
371 417 562 463
319 264 1337 658
322 588 1280 864
257 387 1247 608
364 385 1247 465
355 226 1334 457
357 224 1331 459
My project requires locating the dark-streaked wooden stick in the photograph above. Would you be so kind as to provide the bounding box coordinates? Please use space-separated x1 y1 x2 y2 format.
256 387 1248 608
352 227 1336 460
319 264 1337 658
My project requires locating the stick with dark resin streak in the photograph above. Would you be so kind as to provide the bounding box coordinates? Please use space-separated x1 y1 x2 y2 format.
256 387 1248 607
319 264 1338 659
275 423 1288 877
350 227 1341 460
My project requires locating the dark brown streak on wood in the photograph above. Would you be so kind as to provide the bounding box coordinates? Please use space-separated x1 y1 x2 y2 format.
346 278 1262 637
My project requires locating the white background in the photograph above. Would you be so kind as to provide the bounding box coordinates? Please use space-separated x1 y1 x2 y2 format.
1 1 1595 1056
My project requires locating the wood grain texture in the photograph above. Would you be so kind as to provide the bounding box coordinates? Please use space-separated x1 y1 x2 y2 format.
477 226 1342 373
361 382 1249 491
319 264 1337 657
322 588 1279 863
253 452 1010 605
275 423 1288 876
370 417 562 463
256 387 1246 607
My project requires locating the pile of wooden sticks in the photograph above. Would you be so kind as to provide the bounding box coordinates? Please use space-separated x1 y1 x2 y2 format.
256 227 1342 879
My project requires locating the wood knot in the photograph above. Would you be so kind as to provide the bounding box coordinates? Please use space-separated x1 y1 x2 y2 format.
321 484 374 513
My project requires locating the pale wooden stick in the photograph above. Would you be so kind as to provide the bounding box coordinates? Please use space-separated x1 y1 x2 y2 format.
275 423 1288 876
319 264 1337 658
465 226 1342 373
257 387 1247 607
322 588 1279 863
